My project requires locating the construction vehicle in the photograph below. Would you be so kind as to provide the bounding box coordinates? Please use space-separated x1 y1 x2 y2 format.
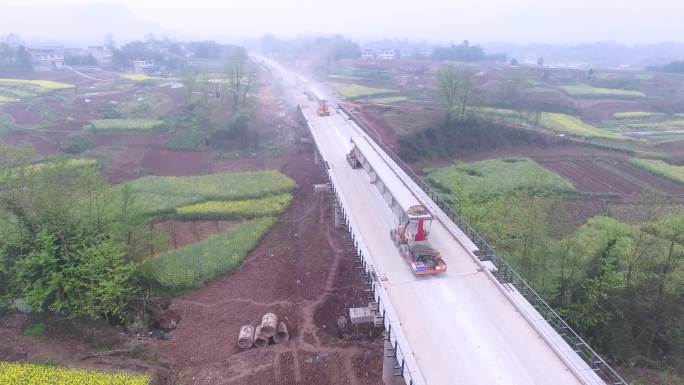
346 135 446 275
390 206 447 275
308 87 330 116
346 141 362 168
317 99 330 116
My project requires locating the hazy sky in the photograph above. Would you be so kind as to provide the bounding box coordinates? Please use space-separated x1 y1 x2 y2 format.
1 0 684 44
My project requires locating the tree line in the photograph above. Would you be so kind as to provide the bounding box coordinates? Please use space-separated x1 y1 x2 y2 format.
167 48 259 151
109 36 244 72
0 35 32 76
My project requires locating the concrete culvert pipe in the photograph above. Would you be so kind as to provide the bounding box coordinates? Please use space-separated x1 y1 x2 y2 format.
273 322 289 344
238 325 255 349
253 325 270 348
260 313 278 338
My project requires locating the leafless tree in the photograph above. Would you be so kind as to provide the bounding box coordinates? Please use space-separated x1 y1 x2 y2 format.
225 50 251 115
435 64 478 126
435 64 460 126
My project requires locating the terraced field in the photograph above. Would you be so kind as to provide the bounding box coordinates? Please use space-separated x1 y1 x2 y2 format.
561 84 645 99
0 78 74 102
539 159 684 197
331 83 399 100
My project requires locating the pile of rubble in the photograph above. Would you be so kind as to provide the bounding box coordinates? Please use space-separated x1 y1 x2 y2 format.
238 312 290 349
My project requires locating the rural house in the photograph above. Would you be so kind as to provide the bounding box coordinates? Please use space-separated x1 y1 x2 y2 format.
28 46 65 71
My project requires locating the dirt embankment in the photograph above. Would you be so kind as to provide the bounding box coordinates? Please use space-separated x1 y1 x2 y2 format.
142 144 383 385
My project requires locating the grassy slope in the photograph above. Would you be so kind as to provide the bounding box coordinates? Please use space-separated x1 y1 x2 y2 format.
331 83 398 99
540 112 622 139
122 170 296 215
561 84 645 98
426 158 575 198
147 217 276 288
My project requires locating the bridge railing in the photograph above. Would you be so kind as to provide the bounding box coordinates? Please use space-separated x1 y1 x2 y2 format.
338 104 628 385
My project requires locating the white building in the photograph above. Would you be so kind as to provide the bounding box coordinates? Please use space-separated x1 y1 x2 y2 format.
87 46 113 65
361 49 375 60
131 60 154 74
376 48 398 60
28 46 65 71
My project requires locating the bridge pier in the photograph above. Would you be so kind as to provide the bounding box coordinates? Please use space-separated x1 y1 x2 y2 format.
383 339 407 385
333 200 344 228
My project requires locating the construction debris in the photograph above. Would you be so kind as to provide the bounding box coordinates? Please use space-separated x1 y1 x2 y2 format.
260 313 278 338
253 325 269 348
349 306 374 325
238 313 290 349
238 325 255 349
273 321 290 344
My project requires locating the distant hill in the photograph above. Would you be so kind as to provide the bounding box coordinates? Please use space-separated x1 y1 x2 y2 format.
0 3 165 46
485 41 684 69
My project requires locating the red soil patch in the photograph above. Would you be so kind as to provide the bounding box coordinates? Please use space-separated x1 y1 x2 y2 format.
576 99 643 122
213 155 288 174
93 131 168 148
152 220 240 253
542 160 643 195
101 147 148 184
657 139 684 165
2 104 42 125
539 159 684 198
140 149 213 176
0 315 153 375
0 131 59 156
351 105 400 151
608 161 684 196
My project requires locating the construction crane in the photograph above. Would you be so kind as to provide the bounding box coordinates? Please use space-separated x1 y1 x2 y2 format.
345 136 446 275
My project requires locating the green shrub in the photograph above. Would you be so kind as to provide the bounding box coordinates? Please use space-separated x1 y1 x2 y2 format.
61 133 95 154
0 114 15 134
167 128 207 150
148 218 275 288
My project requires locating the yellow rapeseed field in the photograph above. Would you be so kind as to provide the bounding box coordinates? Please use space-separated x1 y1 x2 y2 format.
176 194 292 219
0 362 149 385
0 78 74 90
